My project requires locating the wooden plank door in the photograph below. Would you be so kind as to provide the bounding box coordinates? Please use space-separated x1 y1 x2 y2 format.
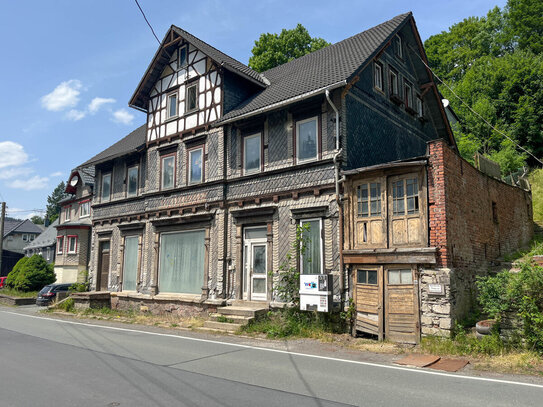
384 267 419 343
97 241 110 291
354 267 383 340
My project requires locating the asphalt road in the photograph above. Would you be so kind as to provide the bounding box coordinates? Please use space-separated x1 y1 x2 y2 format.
0 307 542 407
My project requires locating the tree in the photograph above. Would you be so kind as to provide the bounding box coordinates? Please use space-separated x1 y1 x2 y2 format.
507 0 543 54
30 215 44 225
248 24 330 73
45 181 68 223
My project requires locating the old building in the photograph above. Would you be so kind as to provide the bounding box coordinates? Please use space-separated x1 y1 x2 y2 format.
54 167 94 284
24 218 59 264
1 219 44 276
84 12 532 341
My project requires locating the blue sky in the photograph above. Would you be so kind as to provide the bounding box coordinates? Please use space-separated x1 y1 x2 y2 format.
0 0 507 219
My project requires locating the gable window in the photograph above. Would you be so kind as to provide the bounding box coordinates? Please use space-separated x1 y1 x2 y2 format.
178 45 188 68
167 92 178 119
127 165 139 197
67 235 77 254
188 147 203 184
30 234 35 241
22 234 29 242
186 83 198 112
416 95 424 118
80 201 90 218
56 236 64 255
296 116 318 163
64 206 71 222
389 69 399 96
300 219 323 275
357 182 382 217
374 61 384 92
404 81 413 109
101 173 111 202
394 35 403 58
161 154 175 190
393 177 419 216
243 133 261 174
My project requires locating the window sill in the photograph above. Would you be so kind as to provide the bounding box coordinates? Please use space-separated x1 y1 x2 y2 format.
165 116 178 123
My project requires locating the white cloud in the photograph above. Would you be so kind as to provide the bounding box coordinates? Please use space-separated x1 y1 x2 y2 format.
88 97 116 114
6 208 44 220
0 141 29 169
7 175 49 191
112 109 135 125
65 109 86 121
0 167 33 180
50 171 63 177
41 79 82 111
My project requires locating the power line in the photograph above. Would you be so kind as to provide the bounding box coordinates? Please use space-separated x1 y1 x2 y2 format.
134 0 161 45
407 44 543 166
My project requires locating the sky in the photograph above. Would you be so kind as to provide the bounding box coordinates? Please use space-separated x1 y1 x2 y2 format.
0 0 507 220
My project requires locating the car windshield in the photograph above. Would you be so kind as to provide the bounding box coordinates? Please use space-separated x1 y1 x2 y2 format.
39 286 52 294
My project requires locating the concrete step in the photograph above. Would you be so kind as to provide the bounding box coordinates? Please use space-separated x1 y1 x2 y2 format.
203 320 244 332
217 306 268 318
208 313 253 324
228 300 270 309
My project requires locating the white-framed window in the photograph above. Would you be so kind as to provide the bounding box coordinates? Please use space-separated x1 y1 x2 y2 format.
101 173 111 202
186 83 198 112
416 95 424 117
80 201 90 218
404 81 413 109
122 235 139 292
188 147 203 184
22 234 28 242
243 133 261 174
389 69 399 96
394 34 403 58
158 229 205 294
178 45 188 68
64 206 71 222
161 154 175 190
374 61 383 91
167 92 178 119
30 234 35 241
296 116 318 163
56 236 64 255
299 218 323 275
67 235 77 254
357 182 382 217
127 165 139 197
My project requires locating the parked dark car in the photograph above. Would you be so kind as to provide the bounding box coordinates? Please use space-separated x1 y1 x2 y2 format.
0 276 7 288
36 283 72 306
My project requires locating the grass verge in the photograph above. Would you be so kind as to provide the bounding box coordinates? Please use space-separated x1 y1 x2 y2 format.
0 288 38 298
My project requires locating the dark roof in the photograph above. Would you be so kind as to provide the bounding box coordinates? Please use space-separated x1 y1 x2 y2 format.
3 219 43 237
24 219 59 250
78 166 95 186
217 12 411 123
81 125 146 166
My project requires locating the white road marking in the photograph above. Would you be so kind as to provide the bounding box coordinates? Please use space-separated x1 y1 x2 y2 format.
2 310 543 389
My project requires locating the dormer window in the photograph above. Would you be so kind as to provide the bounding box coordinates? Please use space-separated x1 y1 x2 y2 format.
296 116 318 163
186 84 198 113
179 45 188 68
167 92 178 119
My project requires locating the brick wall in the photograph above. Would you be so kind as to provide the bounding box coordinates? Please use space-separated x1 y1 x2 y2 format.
428 139 533 320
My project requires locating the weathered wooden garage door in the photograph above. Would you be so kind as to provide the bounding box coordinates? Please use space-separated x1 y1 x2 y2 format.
354 266 419 343
385 267 419 344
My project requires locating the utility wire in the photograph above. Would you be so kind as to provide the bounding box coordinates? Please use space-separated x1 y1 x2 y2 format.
407 44 543 166
134 0 161 45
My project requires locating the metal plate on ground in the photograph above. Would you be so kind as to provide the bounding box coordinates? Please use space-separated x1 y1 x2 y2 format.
427 358 469 372
394 354 440 367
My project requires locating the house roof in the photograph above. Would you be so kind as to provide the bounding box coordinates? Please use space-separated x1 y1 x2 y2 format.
3 219 44 237
217 12 412 124
81 125 147 167
23 219 59 250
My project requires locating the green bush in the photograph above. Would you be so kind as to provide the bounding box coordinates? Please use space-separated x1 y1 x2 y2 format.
5 255 56 292
57 297 75 312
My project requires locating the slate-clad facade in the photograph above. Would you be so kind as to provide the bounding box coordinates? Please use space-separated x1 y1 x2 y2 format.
83 12 532 341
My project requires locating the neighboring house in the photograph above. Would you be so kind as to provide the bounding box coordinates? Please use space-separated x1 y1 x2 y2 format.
54 167 94 284
24 218 59 264
1 219 44 277
84 12 532 342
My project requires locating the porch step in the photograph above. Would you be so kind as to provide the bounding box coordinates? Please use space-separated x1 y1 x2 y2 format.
217 306 268 318
208 313 254 323
202 320 244 333
228 300 270 309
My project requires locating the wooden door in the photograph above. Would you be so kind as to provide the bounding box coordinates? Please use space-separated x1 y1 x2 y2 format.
97 241 110 291
384 267 419 343
354 267 383 340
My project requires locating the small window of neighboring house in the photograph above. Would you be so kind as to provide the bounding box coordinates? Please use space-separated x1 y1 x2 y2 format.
161 154 176 190
296 116 318 163
179 45 188 68
374 61 383 92
101 173 111 202
167 92 178 119
357 182 382 218
300 218 323 275
416 95 424 118
394 35 403 58
22 234 28 242
57 236 64 254
64 206 71 222
46 248 51 261
67 236 77 254
80 201 90 218
404 81 413 109
186 83 198 112
188 147 204 184
243 133 261 174
389 69 399 96
127 165 139 197
393 177 419 216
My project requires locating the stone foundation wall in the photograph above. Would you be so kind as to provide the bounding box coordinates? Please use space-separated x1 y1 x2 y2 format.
419 267 452 337
111 294 219 318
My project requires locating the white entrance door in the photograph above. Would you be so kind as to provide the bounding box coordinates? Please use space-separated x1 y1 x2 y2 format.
243 227 267 301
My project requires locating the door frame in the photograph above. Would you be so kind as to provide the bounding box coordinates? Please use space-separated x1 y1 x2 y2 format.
243 226 268 301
